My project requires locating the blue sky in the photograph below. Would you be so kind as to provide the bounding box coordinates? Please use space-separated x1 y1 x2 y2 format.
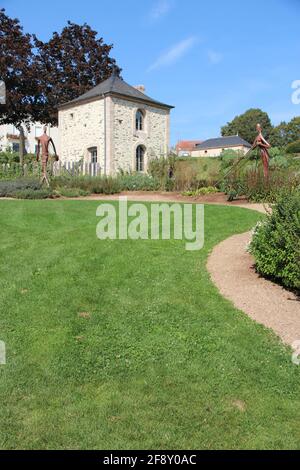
2 0 300 144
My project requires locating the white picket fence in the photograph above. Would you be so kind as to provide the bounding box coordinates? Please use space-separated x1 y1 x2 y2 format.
0 161 102 177
53 161 102 177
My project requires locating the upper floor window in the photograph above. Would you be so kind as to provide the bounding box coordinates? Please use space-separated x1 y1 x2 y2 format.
136 110 145 131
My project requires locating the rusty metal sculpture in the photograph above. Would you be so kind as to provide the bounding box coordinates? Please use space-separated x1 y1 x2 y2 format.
36 126 58 186
252 123 271 179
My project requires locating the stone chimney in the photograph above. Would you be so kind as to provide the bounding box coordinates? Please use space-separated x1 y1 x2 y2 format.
134 85 146 94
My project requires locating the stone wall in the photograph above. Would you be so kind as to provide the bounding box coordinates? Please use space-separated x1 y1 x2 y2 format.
59 99 105 167
110 97 169 174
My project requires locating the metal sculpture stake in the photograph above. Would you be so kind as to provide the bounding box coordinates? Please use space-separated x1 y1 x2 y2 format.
252 123 271 179
36 126 58 186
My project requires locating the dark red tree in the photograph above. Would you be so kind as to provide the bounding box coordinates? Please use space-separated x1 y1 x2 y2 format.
34 21 121 125
0 8 40 166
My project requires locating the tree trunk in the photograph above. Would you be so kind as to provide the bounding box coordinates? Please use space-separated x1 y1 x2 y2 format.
18 125 25 173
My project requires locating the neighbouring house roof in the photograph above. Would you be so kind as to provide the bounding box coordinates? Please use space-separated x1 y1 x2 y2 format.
59 74 174 110
195 135 251 150
176 140 202 152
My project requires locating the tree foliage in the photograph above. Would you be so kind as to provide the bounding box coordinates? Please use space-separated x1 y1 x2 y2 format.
0 9 40 127
221 108 273 145
33 22 121 125
0 10 120 164
269 116 300 147
286 139 300 154
0 9 41 164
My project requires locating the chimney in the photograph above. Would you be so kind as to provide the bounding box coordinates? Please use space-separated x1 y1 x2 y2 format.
134 85 146 94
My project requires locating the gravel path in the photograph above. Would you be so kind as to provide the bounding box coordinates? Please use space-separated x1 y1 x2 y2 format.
207 230 300 346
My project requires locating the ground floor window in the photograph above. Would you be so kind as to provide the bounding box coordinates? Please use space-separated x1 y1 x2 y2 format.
12 143 20 153
136 145 145 172
89 147 97 163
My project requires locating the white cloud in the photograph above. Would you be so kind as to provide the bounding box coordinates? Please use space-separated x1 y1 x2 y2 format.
150 0 172 21
148 36 198 71
207 49 223 65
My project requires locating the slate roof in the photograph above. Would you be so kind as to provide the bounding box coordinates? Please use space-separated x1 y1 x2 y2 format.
59 75 174 109
195 135 252 150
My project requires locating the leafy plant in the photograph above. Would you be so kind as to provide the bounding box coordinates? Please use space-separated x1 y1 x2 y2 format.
182 186 219 197
249 190 300 291
12 188 53 199
118 172 160 191
55 187 90 197
0 178 42 197
286 140 300 154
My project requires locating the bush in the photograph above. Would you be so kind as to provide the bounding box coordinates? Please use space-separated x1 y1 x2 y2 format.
55 187 90 198
182 186 219 197
0 178 43 197
249 190 300 291
0 150 20 164
286 140 300 154
12 188 53 199
51 176 121 195
118 173 160 191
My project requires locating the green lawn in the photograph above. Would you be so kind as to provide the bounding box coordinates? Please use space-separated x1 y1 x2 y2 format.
0 200 299 450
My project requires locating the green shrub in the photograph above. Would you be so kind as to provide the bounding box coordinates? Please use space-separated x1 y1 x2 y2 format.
148 155 171 180
249 190 300 291
12 188 53 199
118 173 160 191
0 150 19 164
286 140 300 154
0 178 42 197
182 186 219 197
56 187 90 198
269 155 289 169
51 176 121 195
91 177 121 194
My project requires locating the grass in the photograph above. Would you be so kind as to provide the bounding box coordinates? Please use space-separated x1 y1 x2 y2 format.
0 200 299 450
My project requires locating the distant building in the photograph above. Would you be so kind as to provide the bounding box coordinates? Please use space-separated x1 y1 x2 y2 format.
58 75 174 175
176 140 202 157
191 135 251 157
0 123 60 155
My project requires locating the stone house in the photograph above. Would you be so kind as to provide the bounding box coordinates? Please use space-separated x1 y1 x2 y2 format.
191 135 251 157
58 75 174 175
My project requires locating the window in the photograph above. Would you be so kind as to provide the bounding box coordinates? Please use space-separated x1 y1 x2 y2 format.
89 147 97 163
136 110 144 131
136 146 145 172
12 143 20 153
